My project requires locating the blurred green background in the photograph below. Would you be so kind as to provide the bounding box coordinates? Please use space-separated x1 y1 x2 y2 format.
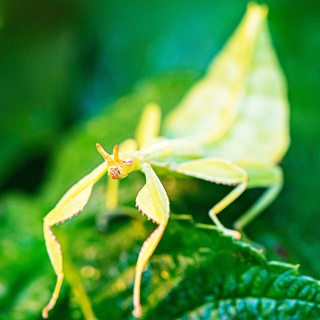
1 0 319 195
0 0 319 319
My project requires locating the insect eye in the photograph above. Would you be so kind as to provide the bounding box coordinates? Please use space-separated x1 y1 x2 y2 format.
109 166 121 180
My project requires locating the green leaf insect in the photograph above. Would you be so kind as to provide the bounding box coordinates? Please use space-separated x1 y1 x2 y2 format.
42 3 289 319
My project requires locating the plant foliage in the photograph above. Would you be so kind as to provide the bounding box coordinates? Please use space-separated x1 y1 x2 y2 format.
0 3 319 320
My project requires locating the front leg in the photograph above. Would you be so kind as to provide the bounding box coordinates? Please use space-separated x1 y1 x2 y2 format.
133 162 170 318
133 222 167 318
42 162 108 318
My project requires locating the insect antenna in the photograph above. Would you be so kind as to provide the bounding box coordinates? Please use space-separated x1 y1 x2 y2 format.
96 143 113 163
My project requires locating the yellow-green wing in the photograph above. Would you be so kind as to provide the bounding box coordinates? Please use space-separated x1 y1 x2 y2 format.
203 19 289 163
163 3 289 163
163 4 268 143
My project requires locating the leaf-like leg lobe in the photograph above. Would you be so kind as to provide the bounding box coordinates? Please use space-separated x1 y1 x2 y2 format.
133 222 167 318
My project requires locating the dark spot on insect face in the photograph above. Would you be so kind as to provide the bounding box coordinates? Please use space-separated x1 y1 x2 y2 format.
109 166 121 180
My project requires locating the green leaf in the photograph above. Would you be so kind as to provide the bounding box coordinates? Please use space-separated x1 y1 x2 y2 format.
61 217 319 319
0 194 52 319
139 221 320 320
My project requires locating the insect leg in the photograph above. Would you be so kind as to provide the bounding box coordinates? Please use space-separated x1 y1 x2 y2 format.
133 222 168 318
135 103 161 149
175 158 248 239
208 181 247 239
42 220 64 319
42 162 108 318
233 163 283 231
105 177 119 210
134 162 170 317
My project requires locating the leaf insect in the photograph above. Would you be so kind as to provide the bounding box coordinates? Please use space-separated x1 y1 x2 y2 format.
42 3 289 319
